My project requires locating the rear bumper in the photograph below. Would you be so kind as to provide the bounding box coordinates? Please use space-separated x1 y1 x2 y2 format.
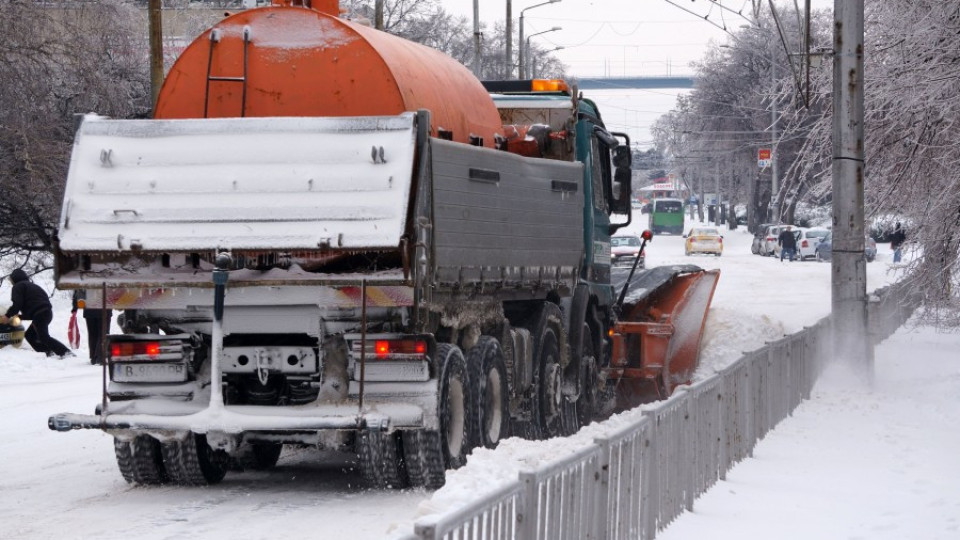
49 381 437 434
48 405 413 433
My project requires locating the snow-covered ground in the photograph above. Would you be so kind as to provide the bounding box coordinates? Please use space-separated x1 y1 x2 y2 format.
2 216 956 540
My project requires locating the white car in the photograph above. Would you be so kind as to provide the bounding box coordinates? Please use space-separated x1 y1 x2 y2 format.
759 224 784 256
796 227 830 260
611 234 645 267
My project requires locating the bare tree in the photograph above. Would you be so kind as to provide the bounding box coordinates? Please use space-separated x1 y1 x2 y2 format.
661 0 960 325
0 1 151 272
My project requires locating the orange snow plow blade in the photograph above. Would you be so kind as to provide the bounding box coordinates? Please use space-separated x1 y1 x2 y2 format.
607 265 720 409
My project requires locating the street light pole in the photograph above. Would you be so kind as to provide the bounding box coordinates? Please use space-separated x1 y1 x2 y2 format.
519 0 560 79
532 45 563 78
525 26 561 79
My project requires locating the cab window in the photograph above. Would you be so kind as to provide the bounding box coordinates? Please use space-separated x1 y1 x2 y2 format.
590 135 608 213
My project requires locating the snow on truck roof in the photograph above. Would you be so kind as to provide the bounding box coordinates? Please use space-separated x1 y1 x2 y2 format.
489 94 575 110
58 113 417 253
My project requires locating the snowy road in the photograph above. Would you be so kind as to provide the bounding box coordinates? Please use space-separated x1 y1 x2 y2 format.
0 216 909 539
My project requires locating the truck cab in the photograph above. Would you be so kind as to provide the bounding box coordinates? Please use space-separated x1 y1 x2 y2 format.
483 79 633 306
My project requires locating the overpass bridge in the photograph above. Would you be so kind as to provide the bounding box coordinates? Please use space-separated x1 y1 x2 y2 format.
572 75 695 90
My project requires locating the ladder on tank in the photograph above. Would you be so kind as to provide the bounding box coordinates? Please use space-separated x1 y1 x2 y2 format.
203 26 251 118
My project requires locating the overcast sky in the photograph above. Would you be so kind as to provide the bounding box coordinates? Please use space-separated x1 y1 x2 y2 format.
443 1 834 78
441 1 834 148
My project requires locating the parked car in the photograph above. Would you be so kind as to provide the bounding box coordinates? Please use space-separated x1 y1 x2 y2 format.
611 234 645 267
757 224 784 256
772 226 802 260
815 232 877 262
684 226 723 256
796 227 830 260
751 223 775 255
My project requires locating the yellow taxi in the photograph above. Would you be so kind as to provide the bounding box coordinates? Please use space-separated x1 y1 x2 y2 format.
684 226 723 256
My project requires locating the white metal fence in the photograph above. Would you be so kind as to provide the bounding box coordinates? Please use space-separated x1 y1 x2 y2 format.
398 281 917 540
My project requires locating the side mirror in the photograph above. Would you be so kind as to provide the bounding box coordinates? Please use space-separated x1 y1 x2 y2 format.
613 145 631 169
610 166 632 214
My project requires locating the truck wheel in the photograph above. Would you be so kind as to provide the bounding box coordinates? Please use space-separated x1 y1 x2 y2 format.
114 435 167 485
232 442 283 471
576 322 599 428
161 433 229 486
436 343 475 469
402 429 446 489
537 323 564 439
467 336 510 449
358 430 408 489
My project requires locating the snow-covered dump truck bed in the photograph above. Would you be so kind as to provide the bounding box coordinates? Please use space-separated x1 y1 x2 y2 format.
57 113 418 288
56 112 585 300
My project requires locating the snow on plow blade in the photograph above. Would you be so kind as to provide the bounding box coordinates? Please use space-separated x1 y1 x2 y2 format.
609 264 720 409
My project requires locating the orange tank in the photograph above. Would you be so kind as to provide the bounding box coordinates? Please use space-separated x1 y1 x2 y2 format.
155 2 502 148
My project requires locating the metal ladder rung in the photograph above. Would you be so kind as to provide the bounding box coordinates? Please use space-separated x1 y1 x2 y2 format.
203 26 251 118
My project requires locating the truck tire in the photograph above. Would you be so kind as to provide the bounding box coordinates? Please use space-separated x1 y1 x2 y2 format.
358 429 408 489
436 343 475 469
161 433 229 486
576 322 599 429
534 306 564 439
401 429 446 489
232 442 283 471
467 336 510 449
114 435 167 485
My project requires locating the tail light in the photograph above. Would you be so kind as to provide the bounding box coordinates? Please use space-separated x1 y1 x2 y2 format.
718 237 722 243
373 339 427 357
111 341 161 358
802 240 809 248
349 336 432 382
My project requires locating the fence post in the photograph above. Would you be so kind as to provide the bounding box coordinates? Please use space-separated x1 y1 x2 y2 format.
594 438 611 540
520 471 538 540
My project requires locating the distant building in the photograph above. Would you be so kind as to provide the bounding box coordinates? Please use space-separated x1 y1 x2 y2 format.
637 177 687 202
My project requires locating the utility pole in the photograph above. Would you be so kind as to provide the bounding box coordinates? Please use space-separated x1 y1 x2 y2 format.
831 0 871 381
148 0 164 113
375 0 384 30
770 60 780 223
506 1 513 77
472 0 482 76
714 159 721 226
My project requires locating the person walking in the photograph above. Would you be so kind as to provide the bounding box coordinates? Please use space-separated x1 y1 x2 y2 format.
1 269 72 358
890 222 906 264
778 226 798 262
72 290 113 365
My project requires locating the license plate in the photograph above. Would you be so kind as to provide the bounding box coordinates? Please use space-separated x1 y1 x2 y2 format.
358 361 430 382
113 362 187 383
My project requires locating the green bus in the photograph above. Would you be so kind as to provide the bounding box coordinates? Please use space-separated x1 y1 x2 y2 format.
650 198 685 234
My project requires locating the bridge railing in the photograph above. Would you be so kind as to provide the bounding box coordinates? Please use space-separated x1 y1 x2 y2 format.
396 280 915 540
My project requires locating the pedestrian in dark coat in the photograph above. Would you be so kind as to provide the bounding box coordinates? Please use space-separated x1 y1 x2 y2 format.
778 226 799 262
890 222 906 263
72 290 113 365
1 269 72 358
